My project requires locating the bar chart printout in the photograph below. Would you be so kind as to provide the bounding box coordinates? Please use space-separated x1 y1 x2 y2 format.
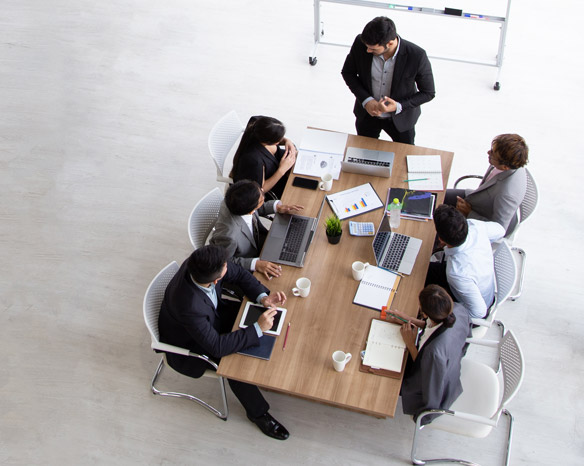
325 183 384 220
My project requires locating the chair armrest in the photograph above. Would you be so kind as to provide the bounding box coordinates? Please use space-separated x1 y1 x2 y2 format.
416 408 497 428
152 342 219 371
471 318 492 328
454 175 483 189
465 337 499 348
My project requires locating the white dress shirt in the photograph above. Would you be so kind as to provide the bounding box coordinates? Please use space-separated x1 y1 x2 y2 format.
444 220 505 319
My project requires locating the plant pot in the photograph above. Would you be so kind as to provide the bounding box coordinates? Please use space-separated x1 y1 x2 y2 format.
326 232 342 244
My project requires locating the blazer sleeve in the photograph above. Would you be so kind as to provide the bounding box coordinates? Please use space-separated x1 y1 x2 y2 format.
415 350 449 425
209 230 254 271
179 297 260 359
257 200 277 216
341 35 372 105
222 262 270 302
398 43 435 111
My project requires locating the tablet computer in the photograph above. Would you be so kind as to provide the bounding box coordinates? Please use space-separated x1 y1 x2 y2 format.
239 302 287 336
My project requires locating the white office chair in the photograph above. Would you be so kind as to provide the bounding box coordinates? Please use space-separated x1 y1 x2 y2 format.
506 169 537 300
143 261 229 420
471 241 517 339
208 110 244 184
188 187 224 249
411 330 525 466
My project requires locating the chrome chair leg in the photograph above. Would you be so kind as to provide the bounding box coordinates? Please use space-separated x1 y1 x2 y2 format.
503 409 515 466
150 357 229 420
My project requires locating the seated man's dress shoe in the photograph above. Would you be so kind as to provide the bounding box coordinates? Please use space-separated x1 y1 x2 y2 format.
247 412 290 440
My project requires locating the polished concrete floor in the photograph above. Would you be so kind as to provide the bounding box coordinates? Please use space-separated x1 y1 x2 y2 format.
2 0 583 464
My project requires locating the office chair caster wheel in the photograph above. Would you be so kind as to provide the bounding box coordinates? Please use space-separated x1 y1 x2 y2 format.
309 56 317 66
494 81 501 91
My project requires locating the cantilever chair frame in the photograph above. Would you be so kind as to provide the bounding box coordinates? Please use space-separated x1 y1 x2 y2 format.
411 330 525 466
143 261 229 420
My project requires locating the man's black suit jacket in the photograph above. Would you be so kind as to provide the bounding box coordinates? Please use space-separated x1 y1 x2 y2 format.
341 35 435 133
159 260 270 378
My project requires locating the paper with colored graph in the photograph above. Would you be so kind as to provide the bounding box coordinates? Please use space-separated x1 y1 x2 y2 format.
325 183 383 220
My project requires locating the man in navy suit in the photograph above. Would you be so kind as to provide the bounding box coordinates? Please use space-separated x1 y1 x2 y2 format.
341 16 435 144
159 245 290 440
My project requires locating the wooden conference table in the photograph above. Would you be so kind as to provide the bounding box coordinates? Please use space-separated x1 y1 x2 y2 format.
218 132 453 418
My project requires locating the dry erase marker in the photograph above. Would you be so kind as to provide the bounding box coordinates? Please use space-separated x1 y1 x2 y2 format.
403 178 429 182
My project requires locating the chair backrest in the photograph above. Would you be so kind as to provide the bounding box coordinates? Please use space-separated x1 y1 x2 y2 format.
519 168 538 223
498 330 525 408
188 187 224 249
143 262 179 344
208 110 244 180
492 241 517 311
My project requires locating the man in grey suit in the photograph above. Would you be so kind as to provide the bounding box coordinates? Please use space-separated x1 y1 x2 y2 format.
210 180 303 279
445 134 529 237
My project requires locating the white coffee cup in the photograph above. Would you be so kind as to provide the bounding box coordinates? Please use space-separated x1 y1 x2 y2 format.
319 173 333 191
351 261 370 281
332 350 352 372
292 277 311 298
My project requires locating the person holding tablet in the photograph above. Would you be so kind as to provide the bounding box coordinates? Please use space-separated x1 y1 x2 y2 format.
210 180 303 280
158 245 290 440
387 285 471 425
229 115 297 200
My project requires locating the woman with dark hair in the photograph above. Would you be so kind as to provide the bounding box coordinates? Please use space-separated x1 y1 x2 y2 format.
229 116 297 200
387 285 471 425
445 133 529 236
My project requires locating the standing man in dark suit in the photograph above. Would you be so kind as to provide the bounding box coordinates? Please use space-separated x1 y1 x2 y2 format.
341 16 435 144
159 245 290 440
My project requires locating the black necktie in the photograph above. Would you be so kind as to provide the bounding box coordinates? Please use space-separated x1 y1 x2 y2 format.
251 214 260 248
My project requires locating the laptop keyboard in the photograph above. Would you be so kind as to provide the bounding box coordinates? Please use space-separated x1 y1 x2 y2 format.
279 216 309 262
347 157 391 167
381 233 410 271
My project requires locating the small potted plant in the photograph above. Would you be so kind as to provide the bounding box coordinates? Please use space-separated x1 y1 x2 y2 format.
324 214 342 244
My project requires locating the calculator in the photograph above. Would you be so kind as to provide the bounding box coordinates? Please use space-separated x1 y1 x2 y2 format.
349 221 375 236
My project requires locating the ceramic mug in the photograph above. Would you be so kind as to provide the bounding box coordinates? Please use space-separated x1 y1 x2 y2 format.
292 277 311 298
351 261 370 281
319 173 333 191
332 350 352 372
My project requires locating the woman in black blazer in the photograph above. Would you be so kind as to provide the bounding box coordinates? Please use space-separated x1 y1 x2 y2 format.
230 116 297 200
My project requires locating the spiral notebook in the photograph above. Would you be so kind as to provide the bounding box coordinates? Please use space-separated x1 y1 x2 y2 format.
353 265 401 310
361 319 407 375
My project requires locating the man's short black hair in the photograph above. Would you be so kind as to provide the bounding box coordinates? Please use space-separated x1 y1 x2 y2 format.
225 180 263 216
186 245 228 284
361 16 397 46
433 204 468 247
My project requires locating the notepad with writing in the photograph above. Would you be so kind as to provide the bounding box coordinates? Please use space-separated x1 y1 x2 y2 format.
406 155 443 191
237 335 276 360
353 265 401 311
362 319 406 374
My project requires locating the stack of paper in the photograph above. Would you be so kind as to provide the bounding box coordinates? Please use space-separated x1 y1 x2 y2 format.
293 128 348 180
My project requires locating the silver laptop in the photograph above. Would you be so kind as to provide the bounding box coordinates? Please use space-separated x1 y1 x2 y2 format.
372 215 422 275
341 147 395 178
260 198 326 267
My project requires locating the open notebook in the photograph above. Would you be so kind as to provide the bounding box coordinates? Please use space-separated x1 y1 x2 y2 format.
406 155 443 191
362 319 406 374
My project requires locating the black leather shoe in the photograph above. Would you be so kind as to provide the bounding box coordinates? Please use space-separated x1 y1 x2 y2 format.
247 412 290 440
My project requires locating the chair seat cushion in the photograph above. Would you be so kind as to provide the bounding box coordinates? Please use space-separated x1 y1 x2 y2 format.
428 359 500 438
